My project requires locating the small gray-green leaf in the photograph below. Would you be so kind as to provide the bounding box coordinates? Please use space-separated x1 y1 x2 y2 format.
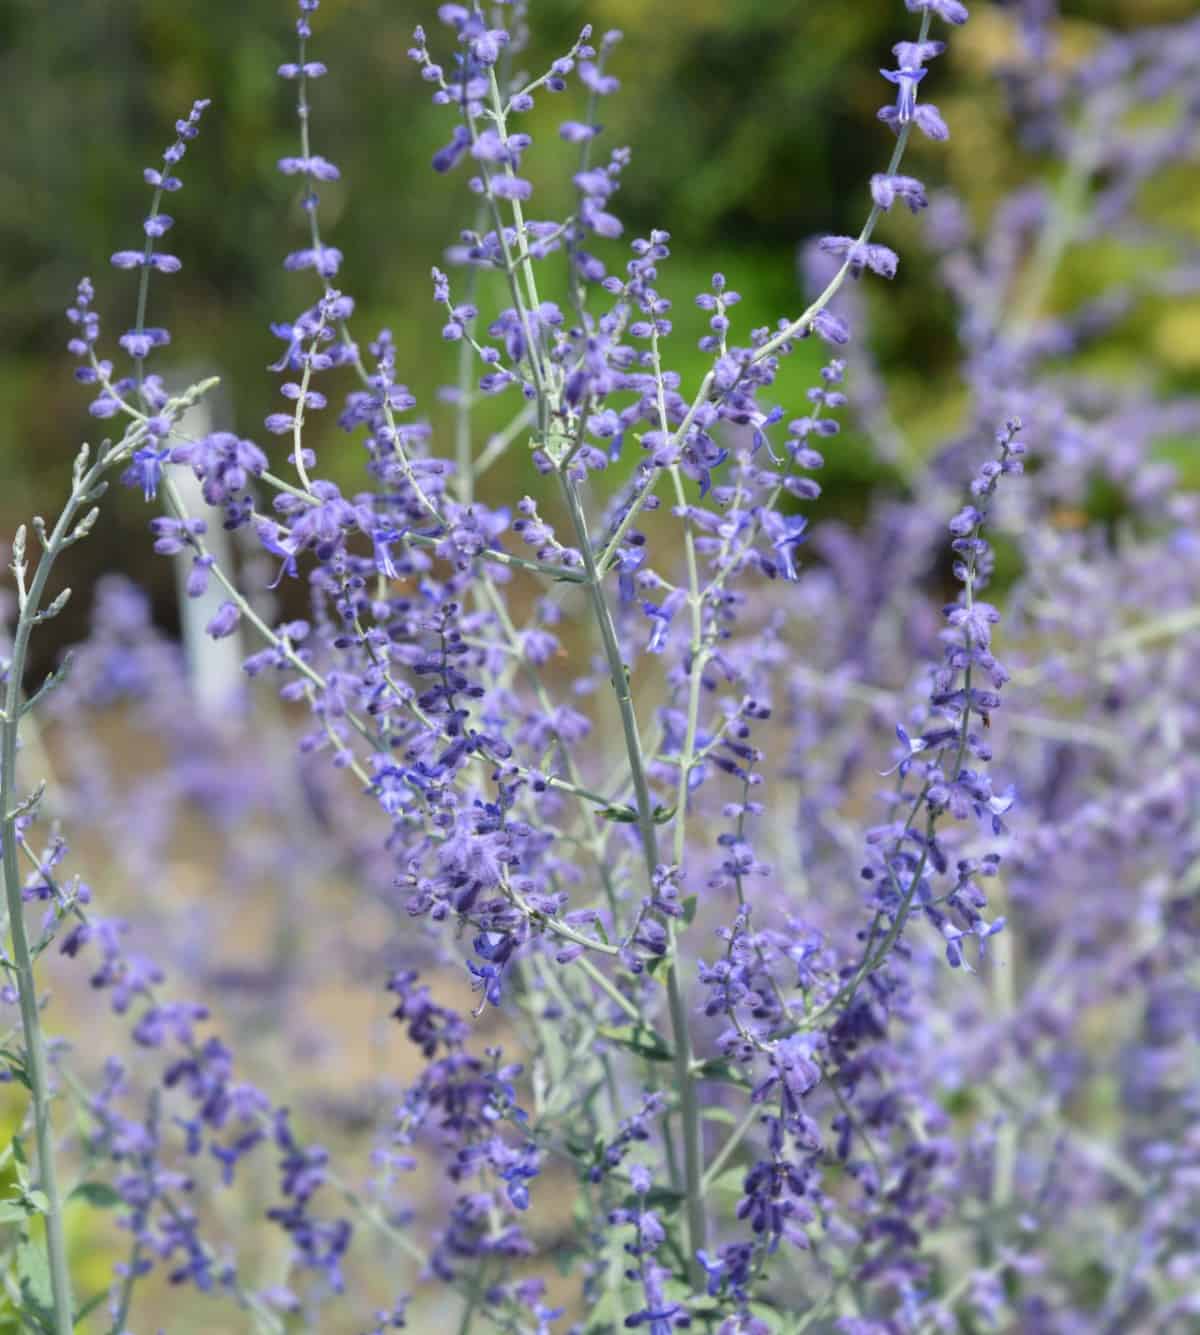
16 1236 55 1331
597 1024 674 1064
600 804 638 824
693 1058 751 1088
67 1181 121 1210
74 1290 109 1327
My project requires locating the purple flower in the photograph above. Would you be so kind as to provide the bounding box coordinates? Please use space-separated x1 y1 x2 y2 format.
870 172 928 212
277 60 327 79
110 251 182 273
143 168 182 191
118 327 171 359
277 154 341 181
433 125 470 173
283 245 343 276
205 601 241 639
905 0 970 23
760 511 809 581
912 103 950 140
880 61 927 124
122 446 170 501
642 589 687 653
817 235 899 279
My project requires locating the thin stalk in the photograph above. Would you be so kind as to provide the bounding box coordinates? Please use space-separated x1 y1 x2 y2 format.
658 331 707 879
471 403 536 483
700 1102 759 1193
557 471 708 1284
1015 602 1200 686
790 665 1122 753
502 873 620 957
2 508 106 1334
1005 125 1100 341
453 202 490 508
576 956 642 1025
254 468 584 584
987 876 1017 1250
456 1261 489 1335
748 11 931 369
483 66 561 431
0 388 211 1334
288 308 329 494
593 12 934 555
107 1246 143 1334
478 578 622 917
330 1175 429 1268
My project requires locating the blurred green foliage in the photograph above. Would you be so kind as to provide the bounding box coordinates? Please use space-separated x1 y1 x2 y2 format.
1 0 1197 634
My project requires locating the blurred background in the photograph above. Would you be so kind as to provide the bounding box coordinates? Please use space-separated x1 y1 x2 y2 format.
3 0 1199 664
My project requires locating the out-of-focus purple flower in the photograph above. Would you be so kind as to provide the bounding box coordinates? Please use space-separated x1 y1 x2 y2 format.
205 601 241 639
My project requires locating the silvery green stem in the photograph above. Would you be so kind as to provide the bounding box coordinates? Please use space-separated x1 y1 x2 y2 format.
2 611 74 1334
598 10 934 553
1 382 213 1333
2 468 113 1333
557 470 709 1284
748 10 931 368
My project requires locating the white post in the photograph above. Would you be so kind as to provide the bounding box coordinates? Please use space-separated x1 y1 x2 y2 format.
170 389 246 720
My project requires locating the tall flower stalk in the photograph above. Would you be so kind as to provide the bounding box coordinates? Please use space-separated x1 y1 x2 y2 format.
2 380 215 1335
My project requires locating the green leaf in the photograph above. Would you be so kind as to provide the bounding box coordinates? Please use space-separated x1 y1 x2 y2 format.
693 1058 752 1088
707 1167 747 1197
67 1182 120 1210
700 1106 737 1126
20 1194 47 1217
597 1024 674 1064
8 1138 28 1190
3 783 45 825
15 1238 54 1334
600 804 638 824
621 1185 684 1217
0 1203 29 1225
73 1291 108 1328
0 1054 31 1093
652 803 677 825
681 894 699 927
563 1132 595 1158
581 1289 616 1333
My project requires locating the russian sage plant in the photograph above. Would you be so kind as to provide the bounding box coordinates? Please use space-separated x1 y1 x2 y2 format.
3 0 1200 1332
